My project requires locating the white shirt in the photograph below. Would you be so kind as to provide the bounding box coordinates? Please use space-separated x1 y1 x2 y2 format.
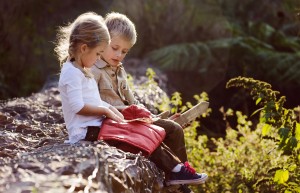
58 61 110 143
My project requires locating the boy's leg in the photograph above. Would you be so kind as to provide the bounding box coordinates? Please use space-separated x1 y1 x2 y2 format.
153 119 188 163
150 143 208 186
149 142 181 173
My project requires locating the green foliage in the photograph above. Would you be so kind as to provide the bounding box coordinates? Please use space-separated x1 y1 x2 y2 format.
147 42 212 72
153 74 300 192
145 68 157 86
144 2 300 108
169 93 288 192
167 92 211 117
147 29 300 115
184 109 300 193
226 77 298 154
226 76 300 192
148 33 300 89
169 92 183 114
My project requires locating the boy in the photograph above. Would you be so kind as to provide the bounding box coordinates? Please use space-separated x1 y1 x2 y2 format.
91 12 208 191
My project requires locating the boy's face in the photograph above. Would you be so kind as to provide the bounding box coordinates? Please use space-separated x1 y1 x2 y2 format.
101 35 132 66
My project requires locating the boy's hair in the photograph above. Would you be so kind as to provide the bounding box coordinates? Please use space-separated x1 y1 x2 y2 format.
105 12 137 45
55 12 110 65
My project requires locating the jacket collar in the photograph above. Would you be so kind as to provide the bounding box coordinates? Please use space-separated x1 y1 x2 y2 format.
94 58 123 69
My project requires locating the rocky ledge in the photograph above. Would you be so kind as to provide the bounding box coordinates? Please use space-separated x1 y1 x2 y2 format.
0 87 170 193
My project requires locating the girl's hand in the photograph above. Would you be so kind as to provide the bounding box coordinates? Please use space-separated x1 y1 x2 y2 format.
106 108 124 122
110 113 124 122
109 106 124 120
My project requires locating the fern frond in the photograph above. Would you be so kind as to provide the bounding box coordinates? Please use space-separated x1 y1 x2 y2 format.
147 42 212 72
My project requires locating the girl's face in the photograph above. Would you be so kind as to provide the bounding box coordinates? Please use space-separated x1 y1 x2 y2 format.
101 35 132 67
80 43 107 68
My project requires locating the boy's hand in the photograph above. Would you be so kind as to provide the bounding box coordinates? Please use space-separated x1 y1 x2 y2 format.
170 113 191 128
169 113 181 120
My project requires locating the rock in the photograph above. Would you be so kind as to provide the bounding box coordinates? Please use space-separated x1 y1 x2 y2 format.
0 87 169 193
0 142 164 193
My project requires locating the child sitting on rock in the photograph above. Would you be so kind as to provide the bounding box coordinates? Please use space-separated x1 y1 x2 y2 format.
90 12 208 191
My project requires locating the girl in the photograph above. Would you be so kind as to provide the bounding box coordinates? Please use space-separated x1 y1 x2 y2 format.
54 12 124 144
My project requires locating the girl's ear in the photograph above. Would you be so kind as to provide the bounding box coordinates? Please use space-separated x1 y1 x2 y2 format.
79 44 88 53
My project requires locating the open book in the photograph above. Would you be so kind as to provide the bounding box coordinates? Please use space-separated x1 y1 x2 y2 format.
173 101 209 127
132 101 209 127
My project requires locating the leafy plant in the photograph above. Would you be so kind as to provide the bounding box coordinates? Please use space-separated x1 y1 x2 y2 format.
226 76 300 193
146 11 300 110
132 68 300 192
226 76 299 154
169 92 288 192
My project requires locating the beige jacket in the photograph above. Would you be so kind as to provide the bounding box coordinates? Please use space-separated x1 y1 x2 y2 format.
91 59 139 109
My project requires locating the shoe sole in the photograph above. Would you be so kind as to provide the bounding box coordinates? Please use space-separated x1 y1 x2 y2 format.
166 175 208 186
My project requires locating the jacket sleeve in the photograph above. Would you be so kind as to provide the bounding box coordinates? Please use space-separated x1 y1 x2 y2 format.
120 69 140 105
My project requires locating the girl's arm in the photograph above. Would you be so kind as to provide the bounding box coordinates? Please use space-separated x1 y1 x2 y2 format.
77 104 124 122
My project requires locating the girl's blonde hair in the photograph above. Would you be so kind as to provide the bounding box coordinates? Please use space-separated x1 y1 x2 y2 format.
105 12 137 45
54 12 110 66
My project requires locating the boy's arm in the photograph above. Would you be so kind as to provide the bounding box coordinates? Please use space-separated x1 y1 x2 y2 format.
123 87 141 105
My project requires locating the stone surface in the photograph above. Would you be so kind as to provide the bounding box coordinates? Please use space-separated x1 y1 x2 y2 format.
0 87 170 193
